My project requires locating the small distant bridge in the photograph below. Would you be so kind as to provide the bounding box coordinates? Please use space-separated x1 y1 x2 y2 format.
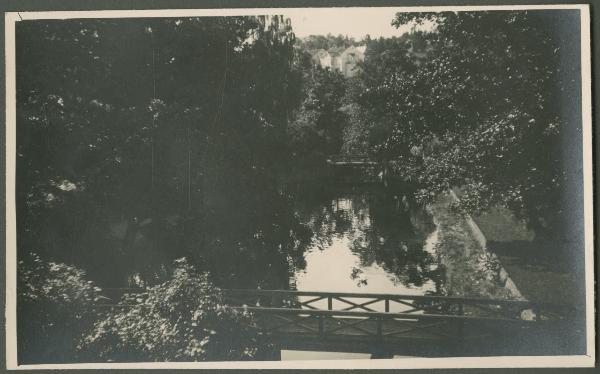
326 154 379 167
222 289 576 358
326 154 382 184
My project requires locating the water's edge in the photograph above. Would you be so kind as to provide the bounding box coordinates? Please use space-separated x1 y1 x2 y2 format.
447 190 524 299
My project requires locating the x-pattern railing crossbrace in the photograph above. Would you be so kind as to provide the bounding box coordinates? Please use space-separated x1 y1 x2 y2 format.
264 313 319 334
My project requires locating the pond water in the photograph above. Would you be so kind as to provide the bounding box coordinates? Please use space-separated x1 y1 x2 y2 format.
112 179 445 304
289 187 443 312
280 186 443 360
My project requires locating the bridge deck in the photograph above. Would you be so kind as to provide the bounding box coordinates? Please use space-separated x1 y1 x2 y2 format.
247 309 522 357
222 289 579 357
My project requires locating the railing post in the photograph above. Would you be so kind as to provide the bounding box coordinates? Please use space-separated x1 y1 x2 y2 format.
457 302 464 342
318 315 324 335
533 305 542 323
328 296 333 310
384 297 389 313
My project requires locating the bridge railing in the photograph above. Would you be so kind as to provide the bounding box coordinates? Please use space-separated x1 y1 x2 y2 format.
221 289 577 322
97 287 579 323
221 289 583 345
89 287 581 354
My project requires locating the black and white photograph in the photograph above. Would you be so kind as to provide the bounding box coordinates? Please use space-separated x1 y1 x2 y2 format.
5 4 594 369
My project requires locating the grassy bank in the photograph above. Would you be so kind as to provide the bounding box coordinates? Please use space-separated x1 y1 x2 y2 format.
472 208 582 306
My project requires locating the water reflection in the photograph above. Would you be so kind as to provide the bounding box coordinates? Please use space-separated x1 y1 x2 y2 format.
111 179 445 307
292 188 444 312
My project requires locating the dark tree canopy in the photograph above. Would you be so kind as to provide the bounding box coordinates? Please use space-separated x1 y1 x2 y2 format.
357 11 581 240
295 33 361 51
16 16 309 289
16 15 315 363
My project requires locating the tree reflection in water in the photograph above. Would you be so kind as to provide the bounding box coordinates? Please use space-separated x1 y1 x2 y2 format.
186 175 315 291
115 178 447 295
293 183 445 292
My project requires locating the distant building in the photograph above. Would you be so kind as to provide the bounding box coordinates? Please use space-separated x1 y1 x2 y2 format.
340 45 366 77
328 47 345 72
312 49 332 69
311 45 366 78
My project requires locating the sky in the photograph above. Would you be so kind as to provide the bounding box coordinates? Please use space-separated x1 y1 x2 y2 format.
282 8 431 40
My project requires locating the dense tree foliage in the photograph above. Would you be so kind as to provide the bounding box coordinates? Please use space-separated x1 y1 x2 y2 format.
16 16 309 290
360 32 429 87
358 11 579 238
295 33 360 51
289 67 348 162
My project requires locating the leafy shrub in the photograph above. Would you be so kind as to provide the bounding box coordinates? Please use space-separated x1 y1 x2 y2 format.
80 258 265 362
17 252 103 364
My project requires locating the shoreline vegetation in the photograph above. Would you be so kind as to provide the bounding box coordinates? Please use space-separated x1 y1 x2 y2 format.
427 193 516 301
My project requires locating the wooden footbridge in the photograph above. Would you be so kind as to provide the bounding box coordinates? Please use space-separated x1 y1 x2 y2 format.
222 289 577 358
326 154 382 184
326 154 379 167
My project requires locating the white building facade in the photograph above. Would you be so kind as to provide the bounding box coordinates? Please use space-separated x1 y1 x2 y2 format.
311 45 366 78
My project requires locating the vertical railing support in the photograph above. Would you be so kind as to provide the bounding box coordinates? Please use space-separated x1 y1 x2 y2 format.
384 298 390 313
533 305 542 323
318 315 325 335
457 302 465 342
328 296 333 311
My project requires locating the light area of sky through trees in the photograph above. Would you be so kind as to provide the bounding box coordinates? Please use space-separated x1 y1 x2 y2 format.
283 8 435 39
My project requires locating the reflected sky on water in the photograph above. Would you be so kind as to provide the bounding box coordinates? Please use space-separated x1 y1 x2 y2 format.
292 193 442 312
